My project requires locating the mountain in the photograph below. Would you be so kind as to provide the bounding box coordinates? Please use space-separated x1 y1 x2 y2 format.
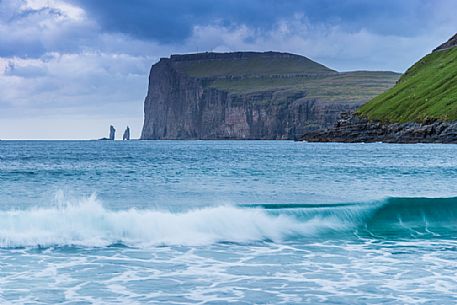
358 33 457 123
301 33 457 143
140 52 399 140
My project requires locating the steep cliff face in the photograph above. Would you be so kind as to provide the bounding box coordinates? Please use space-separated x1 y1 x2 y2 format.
141 52 399 140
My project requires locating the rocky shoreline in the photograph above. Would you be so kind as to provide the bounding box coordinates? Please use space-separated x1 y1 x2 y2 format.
300 112 457 143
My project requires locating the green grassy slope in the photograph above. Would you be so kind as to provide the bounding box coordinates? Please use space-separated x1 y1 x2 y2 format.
173 54 334 77
358 46 457 122
211 71 399 103
171 52 399 104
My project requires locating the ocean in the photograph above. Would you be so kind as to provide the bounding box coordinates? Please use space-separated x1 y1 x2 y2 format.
1 140 457 304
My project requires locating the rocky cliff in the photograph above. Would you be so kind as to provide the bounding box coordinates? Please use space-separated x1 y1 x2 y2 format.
141 52 399 140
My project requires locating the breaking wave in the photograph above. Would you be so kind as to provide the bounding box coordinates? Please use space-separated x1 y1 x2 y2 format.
1 195 457 248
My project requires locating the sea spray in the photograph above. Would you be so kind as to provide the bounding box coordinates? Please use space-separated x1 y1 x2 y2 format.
0 194 318 248
2 194 457 248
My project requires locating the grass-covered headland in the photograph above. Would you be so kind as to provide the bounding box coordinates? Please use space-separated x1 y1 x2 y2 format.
358 45 457 123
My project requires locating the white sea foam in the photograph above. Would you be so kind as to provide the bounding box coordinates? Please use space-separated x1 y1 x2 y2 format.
0 194 350 248
3 194 454 248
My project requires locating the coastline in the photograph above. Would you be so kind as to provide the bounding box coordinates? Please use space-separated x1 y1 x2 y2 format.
300 112 457 144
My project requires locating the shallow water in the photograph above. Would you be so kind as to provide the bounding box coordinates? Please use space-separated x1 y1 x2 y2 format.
1 140 457 304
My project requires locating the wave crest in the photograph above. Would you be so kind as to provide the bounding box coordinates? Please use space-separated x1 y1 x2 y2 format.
2 195 457 248
0 194 344 248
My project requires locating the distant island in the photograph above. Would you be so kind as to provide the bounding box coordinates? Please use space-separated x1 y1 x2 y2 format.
301 33 457 143
140 51 399 140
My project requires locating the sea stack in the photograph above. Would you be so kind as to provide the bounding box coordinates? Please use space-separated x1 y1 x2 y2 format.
123 126 130 140
109 125 116 140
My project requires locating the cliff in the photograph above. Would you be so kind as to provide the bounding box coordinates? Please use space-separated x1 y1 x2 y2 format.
141 52 399 140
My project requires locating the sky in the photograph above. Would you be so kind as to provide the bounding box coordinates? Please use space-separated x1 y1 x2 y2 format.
0 0 456 139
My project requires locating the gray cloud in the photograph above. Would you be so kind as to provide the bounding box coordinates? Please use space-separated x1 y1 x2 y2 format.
0 0 456 139
70 0 446 42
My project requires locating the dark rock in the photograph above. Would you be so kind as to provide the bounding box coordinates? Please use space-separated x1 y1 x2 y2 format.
433 33 457 52
123 126 130 140
300 113 457 143
109 125 116 140
99 125 116 141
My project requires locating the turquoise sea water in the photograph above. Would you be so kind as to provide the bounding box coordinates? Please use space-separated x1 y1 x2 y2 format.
1 140 457 304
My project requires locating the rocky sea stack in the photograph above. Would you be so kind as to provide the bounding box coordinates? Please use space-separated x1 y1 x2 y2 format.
140 51 399 140
99 125 116 141
123 126 130 141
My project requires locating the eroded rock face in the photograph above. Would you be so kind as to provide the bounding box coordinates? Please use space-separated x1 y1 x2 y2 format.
301 113 457 143
433 33 457 52
140 52 398 140
109 125 116 140
123 127 130 141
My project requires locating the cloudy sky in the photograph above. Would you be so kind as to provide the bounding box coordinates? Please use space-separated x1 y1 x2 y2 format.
0 0 456 139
